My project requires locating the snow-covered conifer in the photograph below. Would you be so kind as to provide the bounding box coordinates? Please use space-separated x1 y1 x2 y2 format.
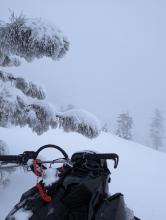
101 121 111 133
57 109 100 138
116 112 133 140
0 13 69 66
0 72 100 137
150 109 164 150
0 14 101 139
0 140 13 186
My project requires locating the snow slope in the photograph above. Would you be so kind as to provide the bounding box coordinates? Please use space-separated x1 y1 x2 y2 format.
0 127 166 220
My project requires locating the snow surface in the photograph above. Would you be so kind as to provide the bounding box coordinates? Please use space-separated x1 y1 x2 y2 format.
0 127 166 220
42 168 59 187
26 18 66 44
12 209 33 220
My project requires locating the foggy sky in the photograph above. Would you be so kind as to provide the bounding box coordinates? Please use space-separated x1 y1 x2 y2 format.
1 0 166 144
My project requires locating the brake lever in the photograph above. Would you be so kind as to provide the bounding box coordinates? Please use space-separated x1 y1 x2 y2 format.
83 153 119 169
111 154 119 169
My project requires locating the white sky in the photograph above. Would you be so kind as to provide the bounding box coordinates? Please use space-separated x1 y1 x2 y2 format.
1 0 166 144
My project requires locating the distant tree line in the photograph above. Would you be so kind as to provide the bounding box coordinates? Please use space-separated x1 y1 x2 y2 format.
101 109 165 151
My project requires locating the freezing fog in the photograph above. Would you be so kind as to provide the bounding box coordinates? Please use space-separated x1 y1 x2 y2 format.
1 0 166 151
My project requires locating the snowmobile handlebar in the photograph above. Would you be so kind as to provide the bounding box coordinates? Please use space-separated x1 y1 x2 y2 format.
83 153 119 168
0 145 119 169
0 155 22 163
0 145 69 166
0 151 37 165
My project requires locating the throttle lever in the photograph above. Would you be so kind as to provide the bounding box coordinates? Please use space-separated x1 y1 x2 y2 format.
111 153 119 169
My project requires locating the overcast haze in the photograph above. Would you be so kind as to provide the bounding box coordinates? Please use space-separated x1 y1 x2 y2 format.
1 0 166 146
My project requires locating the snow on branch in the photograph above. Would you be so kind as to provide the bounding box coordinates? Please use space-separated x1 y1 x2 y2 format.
0 83 101 138
0 13 69 66
57 109 101 138
0 85 58 134
0 52 20 67
0 70 45 100
25 102 58 135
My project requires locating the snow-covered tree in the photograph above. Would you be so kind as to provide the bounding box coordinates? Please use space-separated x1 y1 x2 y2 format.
0 70 100 137
0 13 69 66
101 121 112 133
150 109 164 150
0 14 100 138
0 140 14 187
116 112 133 140
0 14 101 185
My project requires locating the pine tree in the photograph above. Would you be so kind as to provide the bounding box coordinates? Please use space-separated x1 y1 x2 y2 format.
0 14 101 185
101 121 111 133
0 140 8 186
150 109 164 150
0 13 69 66
0 14 100 138
116 112 133 140
0 140 14 187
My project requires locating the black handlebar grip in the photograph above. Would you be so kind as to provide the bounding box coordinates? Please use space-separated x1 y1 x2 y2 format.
84 153 119 168
84 153 118 160
0 155 22 163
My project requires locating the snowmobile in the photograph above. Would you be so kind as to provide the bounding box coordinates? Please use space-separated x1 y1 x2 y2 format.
0 144 140 220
